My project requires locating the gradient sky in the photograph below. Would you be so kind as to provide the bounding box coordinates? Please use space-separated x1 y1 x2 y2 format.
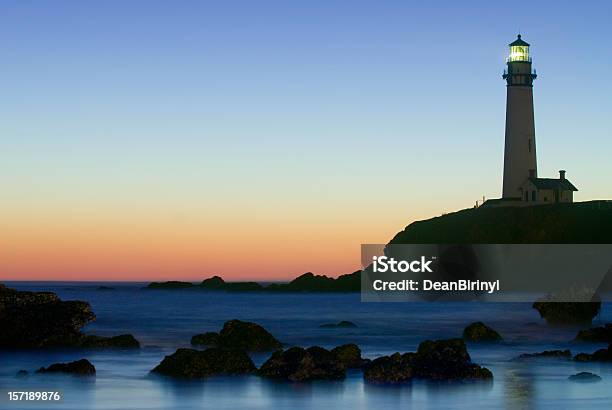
1 1 611 281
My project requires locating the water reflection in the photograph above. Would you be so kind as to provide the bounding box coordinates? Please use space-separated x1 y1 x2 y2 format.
504 368 536 410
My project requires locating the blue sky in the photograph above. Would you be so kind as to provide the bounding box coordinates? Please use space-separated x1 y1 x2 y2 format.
1 1 611 279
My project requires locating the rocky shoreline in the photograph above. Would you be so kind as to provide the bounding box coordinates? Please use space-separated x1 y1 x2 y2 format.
4 283 612 386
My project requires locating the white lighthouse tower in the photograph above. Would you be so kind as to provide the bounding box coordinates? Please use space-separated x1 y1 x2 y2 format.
502 35 538 199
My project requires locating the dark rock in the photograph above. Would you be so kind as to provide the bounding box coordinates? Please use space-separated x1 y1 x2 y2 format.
0 284 95 348
217 320 281 351
200 276 263 292
574 344 612 362
331 343 364 368
568 372 601 382
223 282 264 291
97 286 115 291
532 301 601 325
200 276 226 290
0 284 141 349
80 334 140 348
191 332 220 346
145 281 195 290
265 271 360 292
363 352 415 384
319 321 358 328
363 338 492 384
388 201 612 245
36 359 95 375
151 348 255 378
463 322 502 342
258 346 346 382
16 370 28 377
516 350 572 360
412 338 492 380
574 324 612 343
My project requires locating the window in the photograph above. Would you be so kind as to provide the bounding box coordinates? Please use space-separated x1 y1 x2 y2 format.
528 139 532 153
532 191 536 201
525 191 529 202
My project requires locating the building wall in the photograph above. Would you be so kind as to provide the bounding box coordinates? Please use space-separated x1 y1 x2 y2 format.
502 84 537 198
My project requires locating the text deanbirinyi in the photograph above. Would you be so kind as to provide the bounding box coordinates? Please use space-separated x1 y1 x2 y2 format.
370 256 500 294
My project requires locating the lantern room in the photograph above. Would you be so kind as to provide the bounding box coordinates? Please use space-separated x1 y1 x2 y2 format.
508 34 531 62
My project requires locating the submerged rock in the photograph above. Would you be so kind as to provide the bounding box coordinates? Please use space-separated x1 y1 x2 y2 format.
516 350 572 360
463 322 502 342
16 370 28 377
217 320 281 351
258 346 346 382
0 284 95 348
574 344 612 362
363 338 492 384
151 348 255 379
574 324 612 343
191 332 220 347
36 359 95 375
319 321 358 328
532 301 601 325
568 372 601 382
331 343 366 368
363 352 415 384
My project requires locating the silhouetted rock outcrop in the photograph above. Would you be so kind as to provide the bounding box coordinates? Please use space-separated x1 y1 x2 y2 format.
389 201 612 244
36 359 95 375
574 344 612 362
364 352 415 384
191 320 281 351
363 338 492 384
319 321 357 329
200 276 264 291
151 348 255 379
217 320 281 351
568 372 601 382
266 271 360 292
258 346 346 382
0 284 139 349
532 300 601 325
574 324 612 343
145 270 361 293
463 322 502 342
191 332 220 347
0 284 95 348
200 276 226 289
331 344 366 368
515 350 572 360
145 281 195 290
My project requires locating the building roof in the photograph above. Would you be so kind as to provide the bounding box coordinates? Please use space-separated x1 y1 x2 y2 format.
528 177 578 191
509 34 530 47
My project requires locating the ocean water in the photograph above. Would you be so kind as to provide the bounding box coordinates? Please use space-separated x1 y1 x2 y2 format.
1 282 612 409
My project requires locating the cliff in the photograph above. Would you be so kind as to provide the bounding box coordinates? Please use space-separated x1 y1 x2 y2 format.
390 201 612 244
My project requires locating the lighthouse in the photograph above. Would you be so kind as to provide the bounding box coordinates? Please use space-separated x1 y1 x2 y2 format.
502 34 538 199
482 35 577 208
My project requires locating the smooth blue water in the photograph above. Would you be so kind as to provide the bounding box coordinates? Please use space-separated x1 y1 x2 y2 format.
1 282 611 409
